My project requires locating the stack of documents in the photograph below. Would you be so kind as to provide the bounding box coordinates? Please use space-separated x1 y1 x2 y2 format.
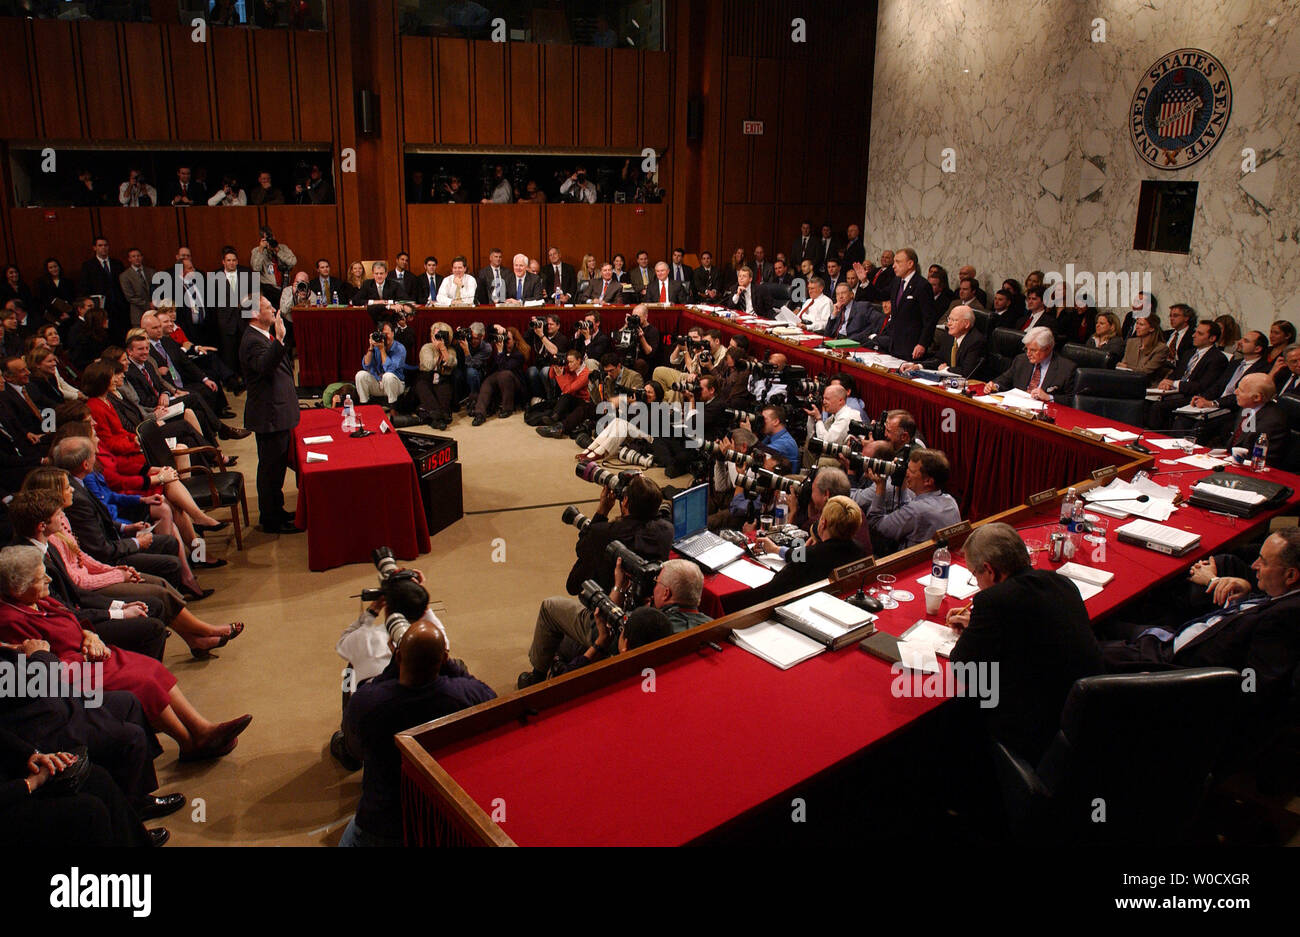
1082 477 1177 520
1116 519 1201 556
731 592 878 668
1055 562 1114 601
1085 427 1140 443
849 351 909 369
974 388 1047 411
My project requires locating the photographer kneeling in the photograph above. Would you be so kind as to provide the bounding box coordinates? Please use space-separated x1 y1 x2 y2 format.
353 320 406 406
520 557 710 688
336 570 494 847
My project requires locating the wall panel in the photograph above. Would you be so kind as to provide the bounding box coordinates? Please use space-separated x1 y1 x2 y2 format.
476 203 541 265
609 49 640 149
541 45 574 148
609 204 667 263
9 209 95 284
721 56 752 204
79 22 127 141
507 44 540 147
182 207 263 273
576 47 607 147
641 52 671 151
263 205 341 280
123 24 172 140
31 20 83 139
435 39 471 145
167 24 213 140
405 205 475 279
252 31 295 140
0 26 37 138
472 41 506 146
96 207 183 276
543 204 605 269
749 58 781 201
295 31 335 142
212 29 254 140
400 38 435 143
720 204 775 260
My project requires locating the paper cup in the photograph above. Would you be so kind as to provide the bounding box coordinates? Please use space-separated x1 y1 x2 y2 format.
924 583 947 615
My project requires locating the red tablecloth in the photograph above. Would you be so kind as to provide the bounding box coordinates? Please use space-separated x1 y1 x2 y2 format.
293 405 431 570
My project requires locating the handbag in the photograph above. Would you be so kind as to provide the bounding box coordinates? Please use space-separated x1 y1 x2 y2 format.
35 746 91 798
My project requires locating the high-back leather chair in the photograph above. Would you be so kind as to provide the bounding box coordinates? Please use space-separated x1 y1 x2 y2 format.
1070 367 1148 425
1060 341 1115 371
989 327 1025 379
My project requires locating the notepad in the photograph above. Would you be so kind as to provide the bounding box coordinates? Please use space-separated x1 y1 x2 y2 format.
1173 404 1228 419
1176 453 1228 470
305 451 328 463
900 619 959 658
773 593 877 649
718 559 776 588
1056 562 1114 601
1086 427 1140 443
731 620 826 669
303 435 334 445
1147 437 1194 450
916 563 979 599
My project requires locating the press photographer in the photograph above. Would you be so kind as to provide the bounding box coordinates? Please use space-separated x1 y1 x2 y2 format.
334 553 494 846
615 304 661 380
572 310 612 365
651 374 729 478
250 226 296 306
562 474 673 597
353 320 406 406
862 447 961 552
524 313 570 405
454 321 494 405
519 556 710 688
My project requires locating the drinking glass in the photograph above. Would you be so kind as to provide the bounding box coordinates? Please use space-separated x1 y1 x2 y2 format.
875 573 898 610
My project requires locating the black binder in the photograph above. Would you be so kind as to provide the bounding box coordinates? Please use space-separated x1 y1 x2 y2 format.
1187 470 1293 518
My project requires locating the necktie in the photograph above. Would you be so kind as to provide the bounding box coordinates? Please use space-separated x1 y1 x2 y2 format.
102 259 110 277
17 386 39 417
1223 361 1249 395
429 281 436 304
1028 362 1042 392
1184 348 1203 377
660 281 668 303
743 289 751 313
153 341 181 384
1282 373 1297 396
516 278 522 301
801 299 813 319
138 364 157 394
950 336 959 367
674 265 681 281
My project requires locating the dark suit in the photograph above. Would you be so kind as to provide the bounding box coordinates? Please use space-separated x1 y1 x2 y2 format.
314 275 352 305
791 235 818 269
951 568 1103 763
668 261 694 295
1224 401 1289 466
882 271 939 360
860 264 895 303
117 265 156 327
692 265 724 302
0 418 43 492
823 272 847 297
388 270 415 300
814 237 841 273
208 265 256 375
351 278 406 307
407 273 442 306
1208 356 1271 407
239 324 300 528
646 278 688 305
79 255 127 337
743 537 869 608
748 261 774 285
1017 309 1060 338
542 262 578 301
1166 346 1229 398
1162 325 1196 370
63 476 184 585
578 277 623 305
918 329 988 378
824 301 883 341
1276 368 1300 399
723 284 771 319
164 179 209 206
627 266 655 300
502 272 545 303
991 352 1078 398
841 238 866 269
475 266 509 305
0 384 48 440
148 335 227 415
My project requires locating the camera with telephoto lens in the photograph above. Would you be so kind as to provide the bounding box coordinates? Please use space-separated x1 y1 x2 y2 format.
737 467 804 496
574 461 641 495
604 540 661 607
561 505 593 533
847 411 888 441
577 579 628 634
674 334 708 352
725 407 759 426
668 378 697 393
359 547 423 642
698 438 757 470
807 436 871 474
617 446 655 468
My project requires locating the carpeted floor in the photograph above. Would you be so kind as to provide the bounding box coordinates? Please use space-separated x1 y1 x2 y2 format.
157 393 675 845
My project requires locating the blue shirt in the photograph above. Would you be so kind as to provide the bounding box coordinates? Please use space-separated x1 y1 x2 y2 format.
363 340 406 380
762 427 800 472
82 471 143 527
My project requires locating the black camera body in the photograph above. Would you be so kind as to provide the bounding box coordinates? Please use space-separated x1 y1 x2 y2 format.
357 548 424 649
370 330 385 343
574 461 641 496
453 326 474 342
434 329 452 344
529 316 546 331
577 579 628 633
604 540 660 607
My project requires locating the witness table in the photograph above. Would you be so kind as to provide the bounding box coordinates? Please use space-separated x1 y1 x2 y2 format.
292 405 431 571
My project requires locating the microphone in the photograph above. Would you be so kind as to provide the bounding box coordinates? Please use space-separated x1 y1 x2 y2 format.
1085 493 1150 504
1127 432 1153 455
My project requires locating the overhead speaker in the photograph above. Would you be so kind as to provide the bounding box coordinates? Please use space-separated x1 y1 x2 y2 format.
356 89 375 136
686 97 702 141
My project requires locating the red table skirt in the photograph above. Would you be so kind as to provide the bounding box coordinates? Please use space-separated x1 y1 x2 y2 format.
293 405 431 570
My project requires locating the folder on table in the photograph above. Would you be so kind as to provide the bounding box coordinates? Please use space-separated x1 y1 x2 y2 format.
1115 520 1201 557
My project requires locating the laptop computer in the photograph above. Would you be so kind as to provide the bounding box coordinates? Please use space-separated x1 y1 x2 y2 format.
672 483 746 572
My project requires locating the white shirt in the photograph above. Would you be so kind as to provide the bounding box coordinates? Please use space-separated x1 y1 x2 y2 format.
208 188 247 206
437 275 476 305
807 405 862 446
800 293 833 332
118 181 158 207
559 178 597 203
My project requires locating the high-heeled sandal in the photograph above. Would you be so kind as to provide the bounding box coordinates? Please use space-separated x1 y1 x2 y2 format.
188 622 243 659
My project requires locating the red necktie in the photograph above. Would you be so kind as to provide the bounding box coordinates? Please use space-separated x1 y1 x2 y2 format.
660 281 668 303
1028 363 1042 392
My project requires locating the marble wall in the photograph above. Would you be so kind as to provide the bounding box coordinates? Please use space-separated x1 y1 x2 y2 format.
863 0 1300 335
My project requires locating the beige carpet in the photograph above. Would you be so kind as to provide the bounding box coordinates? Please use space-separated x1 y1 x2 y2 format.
157 395 674 845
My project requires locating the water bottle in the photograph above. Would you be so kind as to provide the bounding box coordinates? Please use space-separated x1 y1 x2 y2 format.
931 539 951 588
773 503 787 529
332 290 339 306
1060 487 1078 529
342 394 356 433
1251 433 1269 472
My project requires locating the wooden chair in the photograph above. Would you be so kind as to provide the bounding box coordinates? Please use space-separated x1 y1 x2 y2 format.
136 420 249 550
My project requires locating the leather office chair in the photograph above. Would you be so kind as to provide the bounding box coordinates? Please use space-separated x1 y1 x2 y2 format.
1060 341 1114 370
762 282 791 308
994 667 1240 844
137 420 249 550
1070 367 1148 425
1275 393 1300 473
989 327 1025 378
972 309 993 336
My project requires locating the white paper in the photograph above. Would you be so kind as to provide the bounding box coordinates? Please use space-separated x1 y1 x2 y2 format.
731 621 825 670
1116 519 1200 552
1056 562 1114 587
305 451 328 463
1067 578 1104 602
756 554 787 572
164 437 178 450
1173 404 1228 418
303 434 334 444
1176 453 1228 470
898 643 941 674
1192 482 1265 505
910 377 942 386
1087 427 1140 443
916 563 979 600
1147 437 1194 450
901 619 959 658
718 559 776 588
1082 478 1177 520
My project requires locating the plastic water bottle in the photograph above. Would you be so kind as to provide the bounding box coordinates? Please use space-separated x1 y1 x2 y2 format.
332 290 339 306
1060 487 1079 530
342 394 356 433
931 539 951 589
1251 433 1269 472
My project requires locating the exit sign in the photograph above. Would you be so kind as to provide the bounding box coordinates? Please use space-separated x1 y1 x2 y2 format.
743 120 764 135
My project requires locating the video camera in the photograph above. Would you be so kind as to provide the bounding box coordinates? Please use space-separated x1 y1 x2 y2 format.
358 547 424 647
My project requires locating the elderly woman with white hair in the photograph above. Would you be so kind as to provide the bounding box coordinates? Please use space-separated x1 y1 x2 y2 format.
984 325 1078 401
0 546 251 762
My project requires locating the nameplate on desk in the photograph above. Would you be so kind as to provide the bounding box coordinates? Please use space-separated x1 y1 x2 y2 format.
936 520 972 542
1027 488 1059 507
1072 427 1104 441
866 364 889 374
830 555 875 582
1090 465 1118 482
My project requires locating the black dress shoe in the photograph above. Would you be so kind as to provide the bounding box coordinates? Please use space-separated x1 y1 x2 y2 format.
218 424 252 440
195 520 228 533
191 558 227 569
517 669 546 690
471 413 486 426
183 587 215 601
138 793 186 821
148 828 170 847
535 424 565 439
498 408 512 419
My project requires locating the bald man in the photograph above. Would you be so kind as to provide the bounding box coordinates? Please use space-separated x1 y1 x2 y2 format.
341 618 494 847
1217 373 1289 467
502 253 544 305
804 383 862 448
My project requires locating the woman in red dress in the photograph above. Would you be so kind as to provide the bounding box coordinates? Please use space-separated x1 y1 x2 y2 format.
0 546 251 762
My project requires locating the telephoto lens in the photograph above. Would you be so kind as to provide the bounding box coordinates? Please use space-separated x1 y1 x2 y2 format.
724 408 759 426
372 546 398 579
617 446 655 468
806 437 856 460
385 612 411 647
561 505 592 533
668 379 696 392
847 419 870 439
749 468 804 495
577 580 628 632
575 461 641 494
699 439 756 470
